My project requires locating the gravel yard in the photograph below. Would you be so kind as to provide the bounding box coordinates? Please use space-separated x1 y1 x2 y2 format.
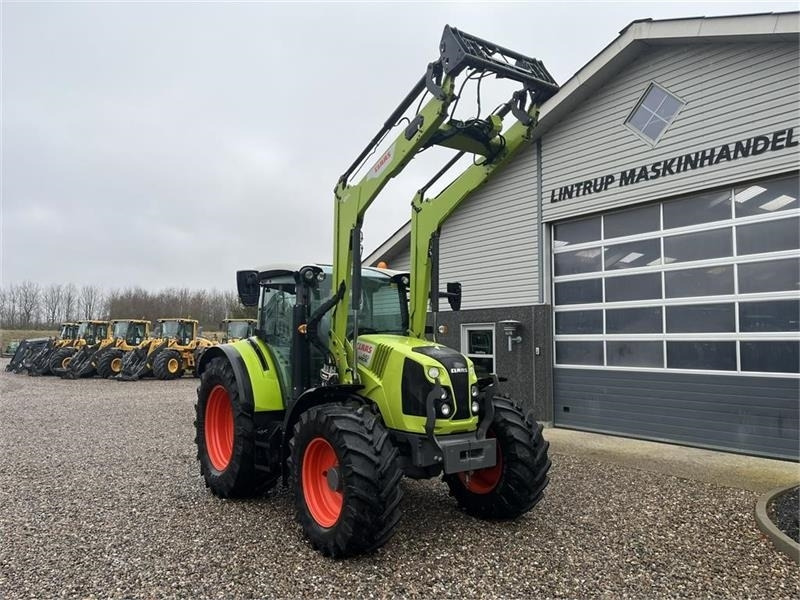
1 361 798 599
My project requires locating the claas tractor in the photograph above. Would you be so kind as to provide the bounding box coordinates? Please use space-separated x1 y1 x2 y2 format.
5 322 78 374
59 319 151 379
27 321 109 376
194 26 556 557
117 318 214 381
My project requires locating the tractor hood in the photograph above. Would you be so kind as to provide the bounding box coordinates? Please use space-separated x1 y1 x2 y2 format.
355 334 474 378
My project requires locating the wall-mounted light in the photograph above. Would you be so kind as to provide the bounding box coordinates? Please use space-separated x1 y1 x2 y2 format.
498 319 522 352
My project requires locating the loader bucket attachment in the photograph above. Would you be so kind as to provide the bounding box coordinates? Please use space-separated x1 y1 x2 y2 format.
26 341 58 376
115 340 168 381
5 338 49 373
439 25 559 101
57 342 101 379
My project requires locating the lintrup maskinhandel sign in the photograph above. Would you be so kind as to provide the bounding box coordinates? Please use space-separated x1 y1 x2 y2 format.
548 127 798 203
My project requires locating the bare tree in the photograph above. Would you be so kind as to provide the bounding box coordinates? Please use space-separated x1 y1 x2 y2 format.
42 283 64 327
80 285 103 319
17 281 41 328
62 283 77 322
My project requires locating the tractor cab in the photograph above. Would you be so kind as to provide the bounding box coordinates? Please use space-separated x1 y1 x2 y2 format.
59 323 78 340
241 263 410 400
221 319 256 343
111 319 150 346
76 321 109 345
158 319 197 346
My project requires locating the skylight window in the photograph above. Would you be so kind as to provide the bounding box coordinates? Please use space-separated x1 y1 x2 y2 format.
626 83 684 144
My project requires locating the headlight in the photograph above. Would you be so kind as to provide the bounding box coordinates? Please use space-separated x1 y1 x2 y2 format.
471 385 479 398
428 366 440 379
471 400 480 414
440 403 452 417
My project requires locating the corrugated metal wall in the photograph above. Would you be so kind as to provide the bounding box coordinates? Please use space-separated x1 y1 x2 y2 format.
541 42 800 223
554 368 800 459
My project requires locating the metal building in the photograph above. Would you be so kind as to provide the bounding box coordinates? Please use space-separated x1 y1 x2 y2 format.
366 13 800 460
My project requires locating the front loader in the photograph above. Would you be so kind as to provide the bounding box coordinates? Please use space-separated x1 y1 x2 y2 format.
117 318 214 380
194 26 558 557
27 321 108 376
57 319 151 379
5 322 78 374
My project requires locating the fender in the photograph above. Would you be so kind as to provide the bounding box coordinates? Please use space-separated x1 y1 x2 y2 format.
198 345 255 415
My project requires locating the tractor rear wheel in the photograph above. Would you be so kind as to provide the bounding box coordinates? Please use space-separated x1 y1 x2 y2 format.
443 396 550 519
153 349 184 380
195 357 277 497
97 349 124 378
49 347 76 375
289 404 403 557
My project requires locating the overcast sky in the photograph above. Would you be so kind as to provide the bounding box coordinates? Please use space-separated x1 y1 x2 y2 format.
2 0 796 291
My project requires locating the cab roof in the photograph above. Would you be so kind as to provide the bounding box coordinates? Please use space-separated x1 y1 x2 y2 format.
253 262 407 282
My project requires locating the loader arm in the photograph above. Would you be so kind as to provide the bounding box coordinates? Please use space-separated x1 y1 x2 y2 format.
408 95 544 339
330 25 559 383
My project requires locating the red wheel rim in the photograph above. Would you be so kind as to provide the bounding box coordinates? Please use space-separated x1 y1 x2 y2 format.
302 437 343 528
205 385 234 471
459 432 503 494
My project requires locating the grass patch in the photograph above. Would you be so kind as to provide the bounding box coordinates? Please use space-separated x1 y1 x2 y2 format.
1 329 58 350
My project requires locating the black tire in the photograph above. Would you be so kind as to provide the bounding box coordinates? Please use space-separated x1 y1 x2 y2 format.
195 357 278 498
289 403 403 558
192 347 206 378
49 347 76 375
153 349 185 380
443 396 551 519
96 349 124 378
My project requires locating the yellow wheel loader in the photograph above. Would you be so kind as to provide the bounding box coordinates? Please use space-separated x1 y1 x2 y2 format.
117 318 215 381
28 321 109 376
58 319 152 379
5 322 78 374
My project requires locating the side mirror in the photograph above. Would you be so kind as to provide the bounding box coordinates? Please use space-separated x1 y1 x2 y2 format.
237 270 260 307
446 282 462 311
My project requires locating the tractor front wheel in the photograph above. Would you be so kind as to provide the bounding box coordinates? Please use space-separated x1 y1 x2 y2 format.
195 357 277 497
96 349 124 378
289 404 403 557
444 396 551 519
153 349 184 380
49 347 76 375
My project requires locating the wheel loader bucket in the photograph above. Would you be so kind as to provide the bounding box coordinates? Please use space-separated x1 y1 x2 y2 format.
57 342 101 379
115 340 168 381
26 341 59 376
5 338 50 373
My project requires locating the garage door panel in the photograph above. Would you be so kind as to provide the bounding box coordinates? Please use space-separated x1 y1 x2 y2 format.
554 368 800 459
557 375 800 407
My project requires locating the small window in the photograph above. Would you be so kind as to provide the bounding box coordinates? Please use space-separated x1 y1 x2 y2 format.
555 310 603 335
606 307 662 334
604 238 661 271
554 247 602 276
462 325 495 378
607 341 663 368
626 83 684 144
553 217 601 248
556 341 604 366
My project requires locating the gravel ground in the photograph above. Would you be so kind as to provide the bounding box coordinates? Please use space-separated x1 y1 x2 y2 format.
1 361 798 599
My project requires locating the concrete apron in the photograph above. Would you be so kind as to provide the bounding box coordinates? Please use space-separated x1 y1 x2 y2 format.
545 427 800 493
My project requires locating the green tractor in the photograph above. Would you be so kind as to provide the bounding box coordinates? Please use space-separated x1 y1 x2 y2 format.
194 26 557 557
